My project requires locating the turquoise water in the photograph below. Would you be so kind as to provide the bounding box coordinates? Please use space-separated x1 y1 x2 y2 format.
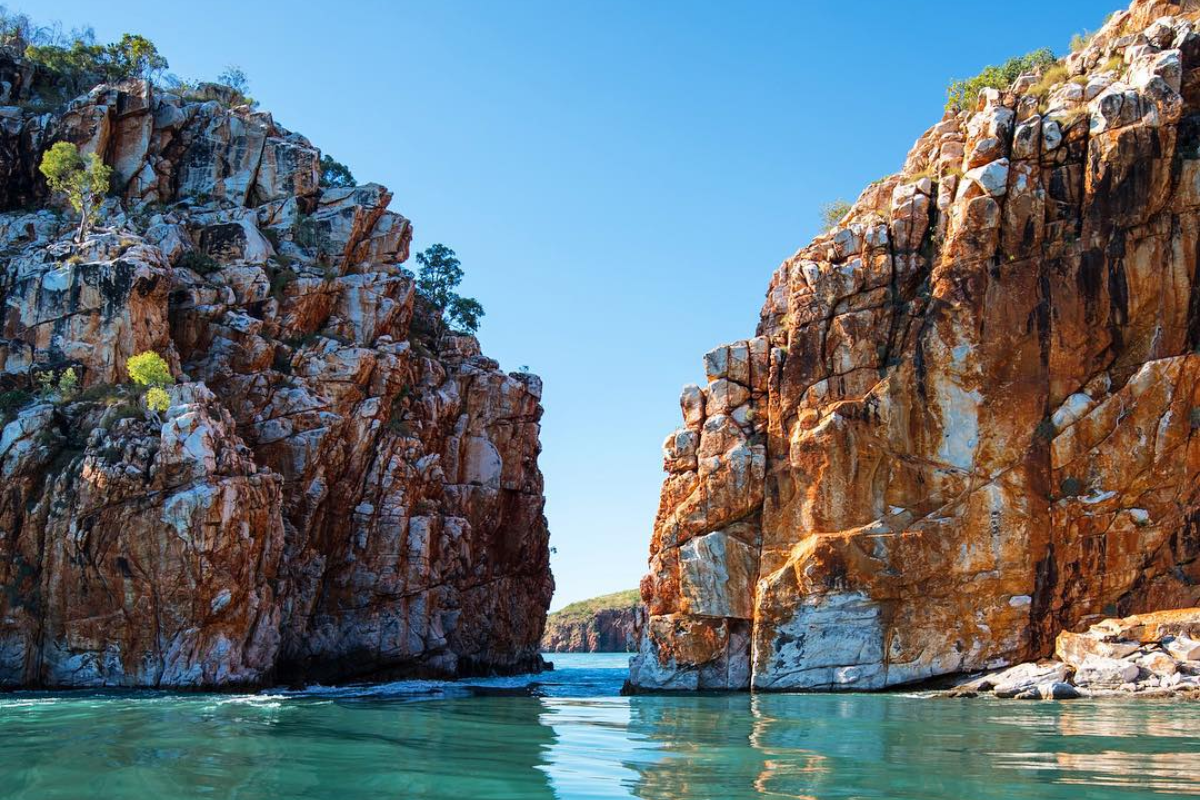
0 652 1197 799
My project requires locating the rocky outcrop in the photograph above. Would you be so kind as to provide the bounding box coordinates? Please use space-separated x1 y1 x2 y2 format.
630 0 1200 692
542 590 639 653
949 608 1200 698
0 53 552 687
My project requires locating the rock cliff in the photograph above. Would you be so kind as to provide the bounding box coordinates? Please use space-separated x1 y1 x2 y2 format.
542 590 639 653
0 53 552 687
630 0 1200 692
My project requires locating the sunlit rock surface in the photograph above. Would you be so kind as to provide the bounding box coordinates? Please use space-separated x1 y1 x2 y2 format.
630 0 1200 692
0 52 552 687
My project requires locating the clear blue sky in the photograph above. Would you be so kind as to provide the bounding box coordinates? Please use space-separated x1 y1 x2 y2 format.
33 0 1120 609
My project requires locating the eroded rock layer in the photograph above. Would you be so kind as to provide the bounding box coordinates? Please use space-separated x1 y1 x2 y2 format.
630 0 1200 692
542 590 639 653
0 58 552 687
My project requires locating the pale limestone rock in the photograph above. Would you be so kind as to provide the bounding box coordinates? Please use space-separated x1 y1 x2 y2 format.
991 662 1071 698
1074 656 1141 687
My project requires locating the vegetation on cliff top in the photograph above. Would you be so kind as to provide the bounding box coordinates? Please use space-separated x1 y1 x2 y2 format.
944 47 1058 113
415 244 485 335
548 589 640 625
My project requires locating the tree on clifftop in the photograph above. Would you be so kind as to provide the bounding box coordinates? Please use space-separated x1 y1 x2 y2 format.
108 33 168 85
414 243 486 335
38 142 112 242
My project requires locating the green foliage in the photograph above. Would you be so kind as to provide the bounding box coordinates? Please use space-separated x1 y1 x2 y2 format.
107 33 167 83
820 199 852 231
0 388 32 424
447 295 484 335
32 367 79 402
320 155 356 189
126 351 172 388
1029 64 1070 100
270 267 297 302
945 48 1058 113
216 65 255 107
414 243 486 334
144 386 170 413
293 213 320 250
547 589 641 626
177 250 220 275
25 28 168 95
38 142 112 242
57 367 78 399
217 65 248 95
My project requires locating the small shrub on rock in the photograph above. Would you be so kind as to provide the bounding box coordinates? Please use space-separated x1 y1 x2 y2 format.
144 386 170 413
127 351 172 388
945 48 1057 113
177 250 220 275
320 155 356 189
820 199 852 231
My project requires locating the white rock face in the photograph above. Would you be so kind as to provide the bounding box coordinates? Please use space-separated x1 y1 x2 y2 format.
752 592 886 691
679 531 756 619
1074 655 1141 687
991 661 1071 698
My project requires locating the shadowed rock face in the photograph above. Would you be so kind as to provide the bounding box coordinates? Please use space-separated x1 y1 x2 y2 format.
630 0 1200 692
0 54 552 687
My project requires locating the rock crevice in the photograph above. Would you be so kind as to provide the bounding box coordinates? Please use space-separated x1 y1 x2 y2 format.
630 0 1200 692
0 55 552 688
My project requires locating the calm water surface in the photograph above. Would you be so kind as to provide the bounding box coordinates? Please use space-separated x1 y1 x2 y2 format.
0 652 1197 799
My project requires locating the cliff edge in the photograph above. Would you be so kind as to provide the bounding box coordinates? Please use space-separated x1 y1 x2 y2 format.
0 48 552 687
542 590 639 653
630 0 1200 692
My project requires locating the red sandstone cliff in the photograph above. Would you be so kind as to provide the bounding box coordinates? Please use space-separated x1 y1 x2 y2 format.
542 590 639 653
630 0 1200 691
0 55 552 687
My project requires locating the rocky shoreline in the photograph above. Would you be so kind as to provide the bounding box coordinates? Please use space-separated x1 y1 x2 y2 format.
945 609 1200 700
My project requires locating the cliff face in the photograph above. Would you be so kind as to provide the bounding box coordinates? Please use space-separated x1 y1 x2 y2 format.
630 0 1200 692
0 59 553 687
542 590 639 653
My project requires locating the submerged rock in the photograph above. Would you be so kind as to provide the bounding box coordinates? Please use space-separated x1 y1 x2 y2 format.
0 51 552 688
631 0 1200 692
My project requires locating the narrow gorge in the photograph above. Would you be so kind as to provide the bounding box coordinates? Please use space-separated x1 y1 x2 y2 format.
629 0 1200 692
0 49 552 687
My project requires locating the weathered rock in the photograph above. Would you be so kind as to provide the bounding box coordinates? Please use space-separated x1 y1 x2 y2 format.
944 608 1200 699
1075 655 1142 688
1166 635 1200 661
0 54 552 687
991 661 1071 698
630 0 1200 692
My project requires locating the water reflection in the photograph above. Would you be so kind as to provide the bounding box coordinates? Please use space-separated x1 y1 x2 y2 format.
0 669 1198 800
621 693 1200 800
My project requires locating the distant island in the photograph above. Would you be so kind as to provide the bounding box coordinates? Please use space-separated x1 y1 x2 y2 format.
543 590 640 653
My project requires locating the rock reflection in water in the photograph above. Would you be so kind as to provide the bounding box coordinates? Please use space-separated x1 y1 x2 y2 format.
622 694 1200 800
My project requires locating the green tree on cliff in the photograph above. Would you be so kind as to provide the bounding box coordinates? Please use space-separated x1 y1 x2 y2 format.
414 244 485 335
107 33 168 85
38 142 112 242
25 29 169 93
127 351 173 415
319 155 356 189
